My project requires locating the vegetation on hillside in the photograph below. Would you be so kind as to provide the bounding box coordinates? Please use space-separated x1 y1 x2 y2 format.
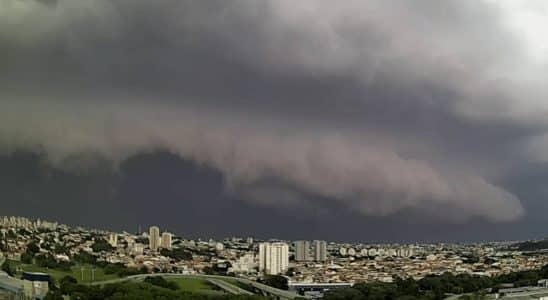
513 240 548 251
44 275 269 300
324 264 548 300
259 275 288 290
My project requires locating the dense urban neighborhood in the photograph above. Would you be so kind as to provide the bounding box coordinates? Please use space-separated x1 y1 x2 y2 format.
2 216 548 299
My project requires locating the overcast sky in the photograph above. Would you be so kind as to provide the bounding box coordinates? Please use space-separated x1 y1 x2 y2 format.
2 0 548 242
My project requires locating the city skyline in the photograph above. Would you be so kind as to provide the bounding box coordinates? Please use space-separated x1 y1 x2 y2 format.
2 215 548 299
0 214 535 247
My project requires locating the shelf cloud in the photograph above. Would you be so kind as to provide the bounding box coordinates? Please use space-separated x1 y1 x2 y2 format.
3 0 548 225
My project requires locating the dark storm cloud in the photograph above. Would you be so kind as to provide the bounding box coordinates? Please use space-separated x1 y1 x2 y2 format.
2 0 548 231
0 150 542 243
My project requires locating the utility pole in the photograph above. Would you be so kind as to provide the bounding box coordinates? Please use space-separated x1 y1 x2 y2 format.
81 267 84 282
92 267 96 282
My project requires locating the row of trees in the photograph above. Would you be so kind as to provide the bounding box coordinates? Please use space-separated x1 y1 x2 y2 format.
143 276 180 290
259 275 288 290
103 262 148 277
1 260 16 276
73 250 148 277
324 264 548 300
323 276 491 300
34 254 74 271
160 248 193 261
514 240 548 251
91 238 115 253
324 265 548 300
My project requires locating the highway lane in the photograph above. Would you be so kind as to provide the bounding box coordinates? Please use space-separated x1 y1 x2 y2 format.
207 278 254 295
91 273 303 299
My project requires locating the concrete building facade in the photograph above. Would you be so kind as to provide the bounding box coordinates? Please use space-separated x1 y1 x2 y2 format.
259 242 289 275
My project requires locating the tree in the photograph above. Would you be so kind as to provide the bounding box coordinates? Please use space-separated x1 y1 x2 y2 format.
323 271 500 300
27 241 40 254
60 275 77 285
18 228 31 236
160 248 193 261
43 290 64 300
515 240 548 251
73 250 99 265
91 238 114 252
324 288 365 300
60 275 78 295
6 229 17 239
261 275 288 290
1 260 15 276
21 241 40 264
143 276 179 290
35 254 74 271
21 252 33 264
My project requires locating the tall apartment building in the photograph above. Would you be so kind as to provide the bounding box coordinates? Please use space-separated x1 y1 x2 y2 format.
108 233 118 247
313 240 327 262
294 240 311 261
149 226 160 252
259 242 289 275
161 232 172 250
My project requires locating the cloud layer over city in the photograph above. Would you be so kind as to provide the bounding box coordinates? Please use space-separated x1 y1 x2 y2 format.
2 0 548 238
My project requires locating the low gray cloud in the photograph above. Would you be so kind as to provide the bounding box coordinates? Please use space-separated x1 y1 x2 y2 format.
2 0 546 225
0 100 524 222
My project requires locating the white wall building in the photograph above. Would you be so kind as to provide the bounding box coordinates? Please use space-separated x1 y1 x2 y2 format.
229 253 257 274
259 242 289 275
161 232 172 250
108 233 118 247
149 226 160 252
215 242 224 251
294 240 311 261
313 240 327 262
132 243 144 256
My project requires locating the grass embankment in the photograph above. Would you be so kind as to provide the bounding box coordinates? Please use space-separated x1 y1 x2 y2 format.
167 277 226 296
8 259 118 284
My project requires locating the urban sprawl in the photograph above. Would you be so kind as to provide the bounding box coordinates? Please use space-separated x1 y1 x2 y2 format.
1 216 548 299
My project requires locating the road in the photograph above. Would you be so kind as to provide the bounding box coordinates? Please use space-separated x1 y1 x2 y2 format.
91 273 303 299
206 278 254 295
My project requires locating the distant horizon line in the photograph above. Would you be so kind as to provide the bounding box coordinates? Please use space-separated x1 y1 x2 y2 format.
1 214 539 246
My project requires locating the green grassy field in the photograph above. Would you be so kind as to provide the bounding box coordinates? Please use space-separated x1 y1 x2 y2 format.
6 261 235 296
8 260 118 284
167 277 226 296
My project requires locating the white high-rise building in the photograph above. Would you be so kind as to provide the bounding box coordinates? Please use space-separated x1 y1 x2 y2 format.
215 242 224 251
108 233 118 247
259 242 289 275
294 240 311 261
161 232 172 250
348 248 356 256
132 243 145 256
149 226 160 252
313 240 327 262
